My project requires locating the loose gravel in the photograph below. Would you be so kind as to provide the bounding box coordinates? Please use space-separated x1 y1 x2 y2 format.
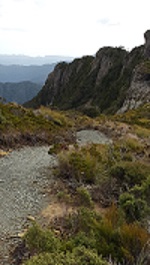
76 129 112 145
0 146 56 265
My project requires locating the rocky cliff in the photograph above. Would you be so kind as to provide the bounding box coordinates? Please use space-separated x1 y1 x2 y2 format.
26 31 150 115
118 30 150 113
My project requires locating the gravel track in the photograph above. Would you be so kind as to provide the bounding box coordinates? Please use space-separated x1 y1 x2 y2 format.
76 129 112 145
0 146 56 264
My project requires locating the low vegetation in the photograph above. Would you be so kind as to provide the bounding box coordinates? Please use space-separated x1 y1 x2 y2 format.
23 206 149 265
0 103 76 148
1 102 150 264
114 103 150 129
0 102 98 149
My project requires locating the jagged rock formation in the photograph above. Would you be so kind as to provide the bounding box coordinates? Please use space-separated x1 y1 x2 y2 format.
144 30 150 58
118 62 150 113
118 31 150 113
26 31 150 115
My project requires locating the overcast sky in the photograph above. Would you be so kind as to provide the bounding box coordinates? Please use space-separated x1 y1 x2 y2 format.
0 0 149 57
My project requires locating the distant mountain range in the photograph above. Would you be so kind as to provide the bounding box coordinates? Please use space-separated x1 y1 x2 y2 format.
0 81 41 104
0 54 74 66
0 64 55 103
0 54 73 104
0 64 56 84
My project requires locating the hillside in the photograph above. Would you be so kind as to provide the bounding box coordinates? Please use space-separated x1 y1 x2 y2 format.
0 64 56 104
26 31 150 115
0 81 42 104
0 102 75 149
0 102 150 265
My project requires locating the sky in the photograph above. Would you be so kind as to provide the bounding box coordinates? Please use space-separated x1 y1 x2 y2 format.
0 0 149 57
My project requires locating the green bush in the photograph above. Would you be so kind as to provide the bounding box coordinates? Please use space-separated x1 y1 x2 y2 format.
48 143 67 155
0 109 7 124
56 149 99 184
24 223 60 253
95 221 123 261
24 207 149 265
82 106 100 118
120 223 149 264
110 161 149 189
141 175 150 202
61 207 102 237
130 178 150 204
24 246 108 265
65 231 97 251
123 138 144 153
73 246 108 265
119 192 148 222
76 187 94 208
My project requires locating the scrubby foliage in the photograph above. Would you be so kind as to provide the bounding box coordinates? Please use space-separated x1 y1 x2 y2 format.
24 244 108 265
0 103 74 148
0 103 72 133
55 147 100 184
3 103 149 264
55 140 150 219
114 103 150 129
23 207 149 265
24 131 150 264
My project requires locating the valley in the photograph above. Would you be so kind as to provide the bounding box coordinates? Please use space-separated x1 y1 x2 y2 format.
0 54 73 104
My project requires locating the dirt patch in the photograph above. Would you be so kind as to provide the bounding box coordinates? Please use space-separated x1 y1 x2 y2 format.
0 149 10 157
41 202 74 222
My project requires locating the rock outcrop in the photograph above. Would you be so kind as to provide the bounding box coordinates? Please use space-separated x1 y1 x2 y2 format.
26 31 150 115
118 32 150 113
118 62 150 113
144 30 150 58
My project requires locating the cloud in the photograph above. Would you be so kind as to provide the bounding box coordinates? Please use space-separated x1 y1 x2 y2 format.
0 27 27 32
108 22 120 27
0 0 149 56
97 18 110 25
97 18 120 27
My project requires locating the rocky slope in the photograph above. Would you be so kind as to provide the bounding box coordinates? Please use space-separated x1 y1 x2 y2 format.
26 31 150 114
118 31 150 113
